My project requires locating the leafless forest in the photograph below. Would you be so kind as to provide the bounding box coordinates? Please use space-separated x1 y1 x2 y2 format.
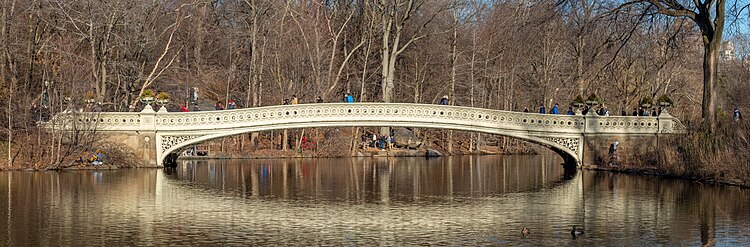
0 0 748 182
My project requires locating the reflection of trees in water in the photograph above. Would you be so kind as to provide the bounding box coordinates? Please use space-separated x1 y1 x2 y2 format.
166 156 569 202
584 172 750 246
0 170 159 246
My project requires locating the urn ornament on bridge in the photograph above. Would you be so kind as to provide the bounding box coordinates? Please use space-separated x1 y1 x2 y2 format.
155 92 171 112
657 95 673 108
640 96 654 109
139 89 156 112
84 91 96 104
584 93 600 107
140 89 156 105
571 95 585 114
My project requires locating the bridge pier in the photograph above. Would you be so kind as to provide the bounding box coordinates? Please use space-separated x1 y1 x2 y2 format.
103 131 158 167
581 134 658 167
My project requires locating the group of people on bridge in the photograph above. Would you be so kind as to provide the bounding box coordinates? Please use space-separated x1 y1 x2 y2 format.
521 103 670 117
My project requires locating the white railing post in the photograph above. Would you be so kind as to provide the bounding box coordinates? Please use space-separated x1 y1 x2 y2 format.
657 109 674 134
139 105 157 131
583 110 599 134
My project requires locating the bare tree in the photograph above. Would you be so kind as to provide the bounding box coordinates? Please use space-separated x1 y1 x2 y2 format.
623 0 727 133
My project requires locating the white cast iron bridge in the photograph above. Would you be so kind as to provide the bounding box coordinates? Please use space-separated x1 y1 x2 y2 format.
49 103 686 166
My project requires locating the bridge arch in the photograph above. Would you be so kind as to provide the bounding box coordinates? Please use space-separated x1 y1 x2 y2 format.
157 120 582 167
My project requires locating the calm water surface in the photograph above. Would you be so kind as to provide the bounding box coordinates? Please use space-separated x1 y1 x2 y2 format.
0 155 748 246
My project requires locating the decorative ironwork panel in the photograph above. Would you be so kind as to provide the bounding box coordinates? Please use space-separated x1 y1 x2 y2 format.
539 136 580 154
160 135 204 153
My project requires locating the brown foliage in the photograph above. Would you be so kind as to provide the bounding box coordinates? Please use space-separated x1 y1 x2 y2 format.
632 120 750 186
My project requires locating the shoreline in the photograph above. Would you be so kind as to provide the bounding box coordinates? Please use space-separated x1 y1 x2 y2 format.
583 164 749 188
5 154 747 188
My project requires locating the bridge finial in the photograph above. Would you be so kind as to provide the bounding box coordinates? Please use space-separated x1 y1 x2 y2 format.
141 104 156 113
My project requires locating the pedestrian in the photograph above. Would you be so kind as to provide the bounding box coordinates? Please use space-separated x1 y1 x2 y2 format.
621 108 626 116
180 105 189 112
316 96 323 103
550 103 559 114
40 105 49 122
192 87 199 102
91 150 103 166
379 135 387 150
734 107 743 121
283 99 290 105
31 103 40 122
523 107 529 113
291 95 299 105
439 95 449 105
582 106 589 115
651 108 657 116
228 99 236 109
539 105 546 114
567 107 575 115
632 108 638 116
608 142 619 166
346 93 354 103
215 101 224 110
343 93 349 102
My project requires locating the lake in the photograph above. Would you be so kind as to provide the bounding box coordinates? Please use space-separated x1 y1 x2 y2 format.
0 155 748 246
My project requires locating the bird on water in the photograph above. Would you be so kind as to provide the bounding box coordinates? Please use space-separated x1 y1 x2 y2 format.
571 225 584 238
521 227 530 238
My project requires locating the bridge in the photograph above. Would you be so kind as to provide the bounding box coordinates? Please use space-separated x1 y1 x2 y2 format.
48 103 686 167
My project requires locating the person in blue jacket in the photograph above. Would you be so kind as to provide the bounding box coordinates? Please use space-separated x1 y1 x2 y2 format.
567 107 575 115
550 103 559 114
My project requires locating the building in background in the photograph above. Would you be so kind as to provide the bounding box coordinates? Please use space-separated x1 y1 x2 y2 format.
721 41 735 61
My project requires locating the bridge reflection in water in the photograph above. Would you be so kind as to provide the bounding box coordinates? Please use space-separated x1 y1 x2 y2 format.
167 155 571 202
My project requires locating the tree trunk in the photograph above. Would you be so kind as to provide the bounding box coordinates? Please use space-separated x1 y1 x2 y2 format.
282 129 288 151
701 42 718 133
7 82 12 168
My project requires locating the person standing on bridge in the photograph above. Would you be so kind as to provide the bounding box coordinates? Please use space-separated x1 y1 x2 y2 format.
439 95 449 105
567 107 575 115
215 101 224 110
539 105 546 114
316 96 323 103
550 103 559 114
228 99 236 109
523 107 529 113
346 93 354 103
291 95 299 105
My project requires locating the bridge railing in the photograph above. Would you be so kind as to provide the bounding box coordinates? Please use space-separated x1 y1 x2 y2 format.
149 103 588 134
